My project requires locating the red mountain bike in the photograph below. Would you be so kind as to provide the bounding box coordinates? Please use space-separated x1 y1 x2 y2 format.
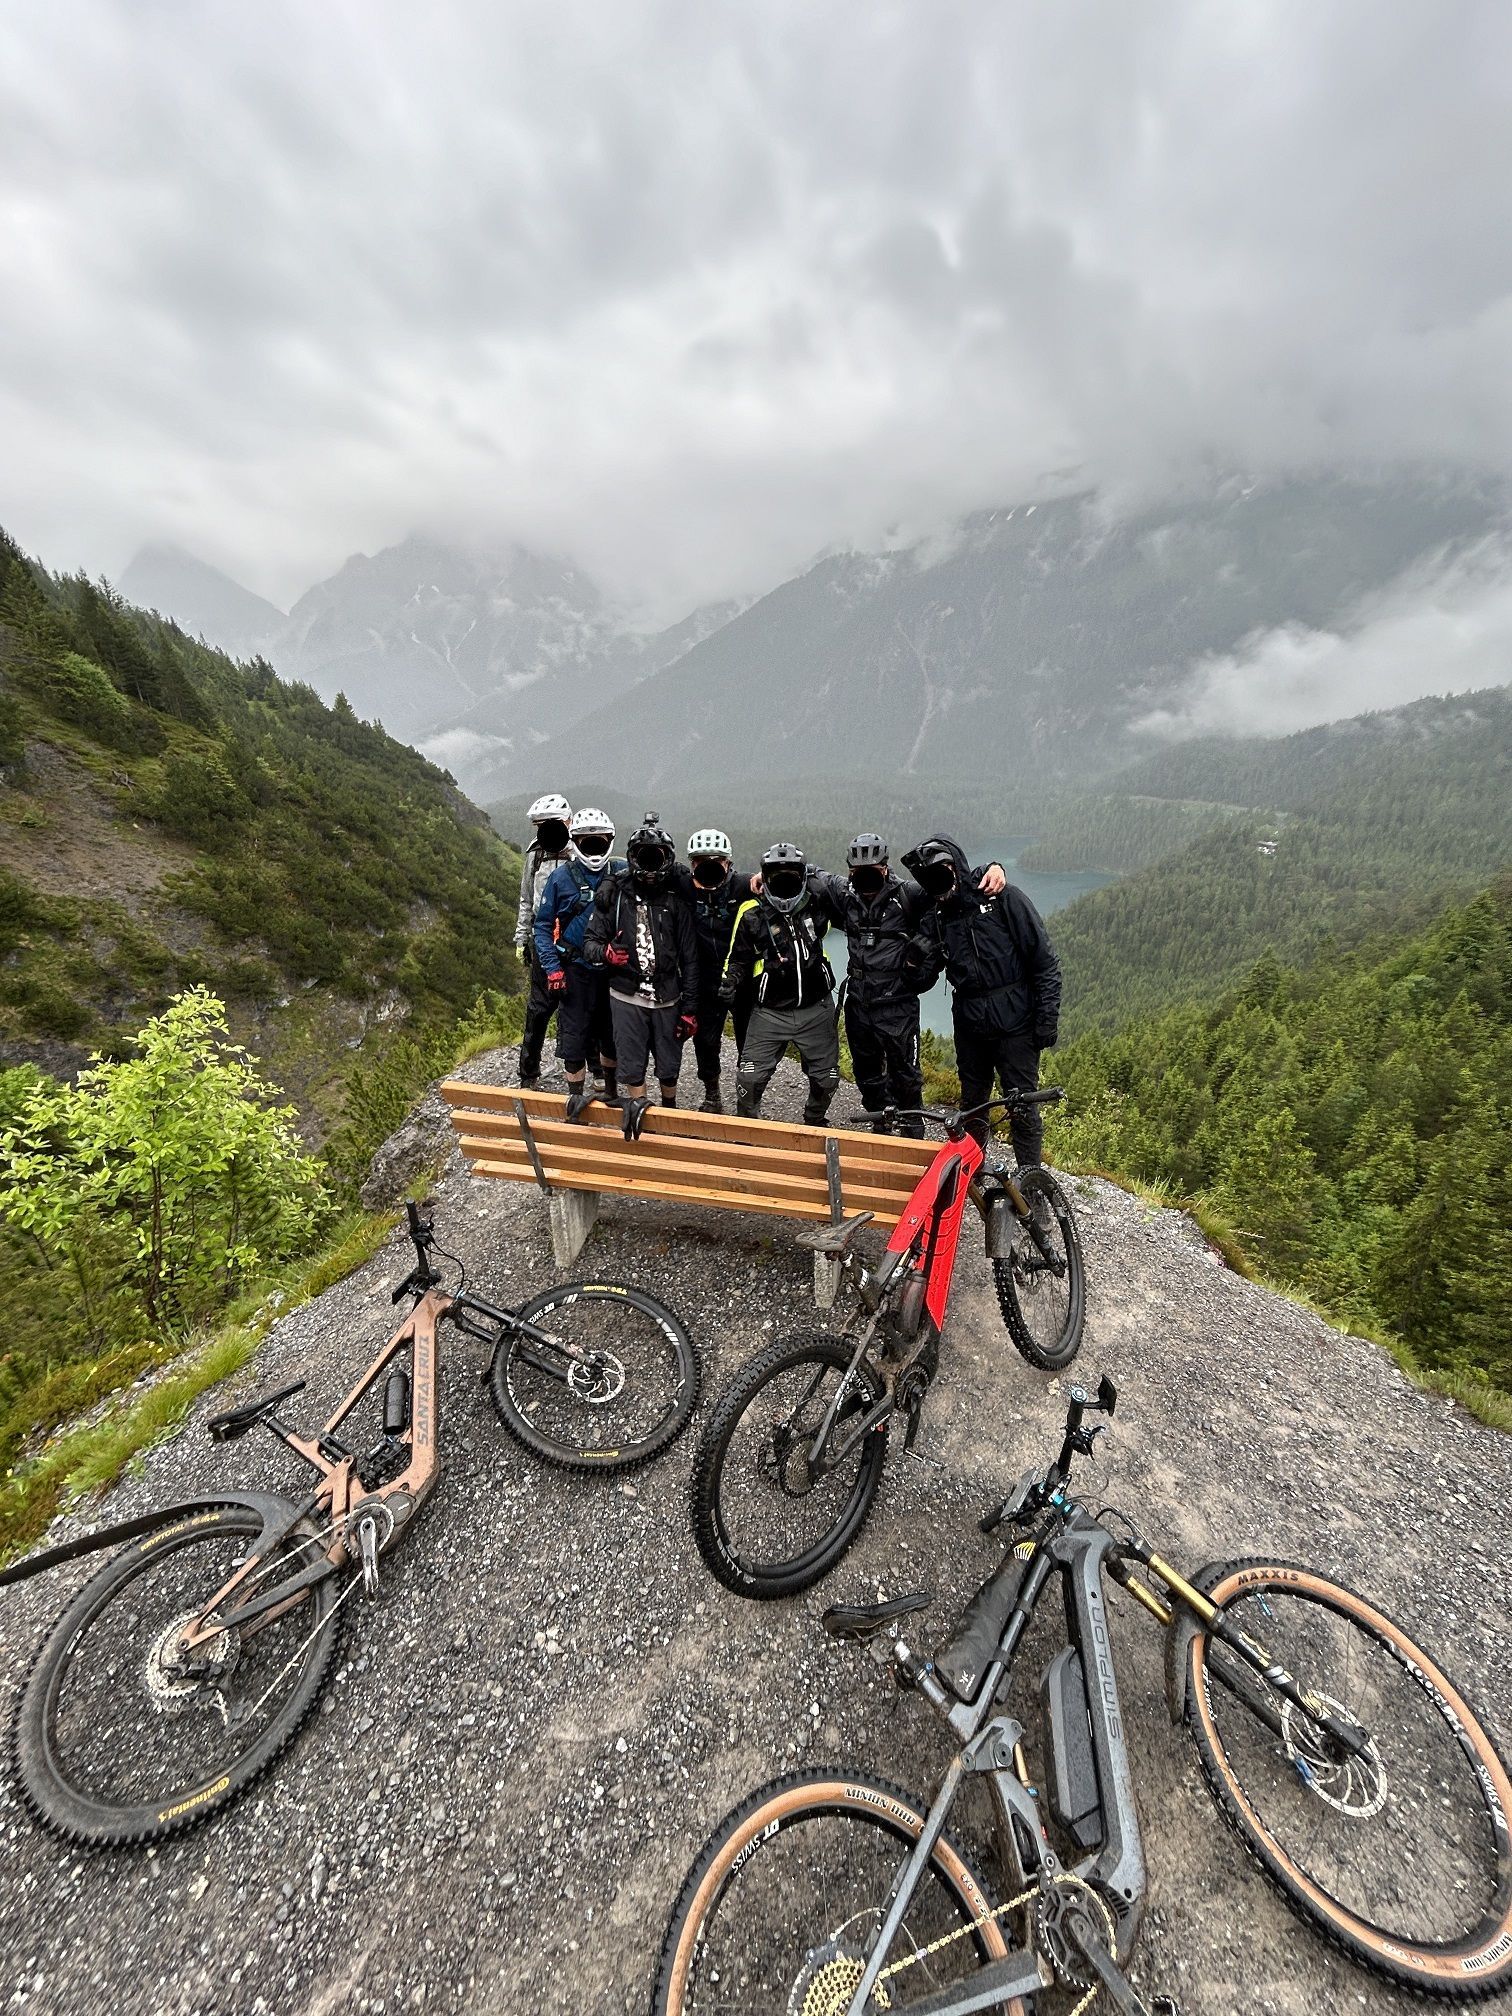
690 1091 1084 1599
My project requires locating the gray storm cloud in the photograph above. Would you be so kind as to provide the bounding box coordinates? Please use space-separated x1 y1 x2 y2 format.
2 0 1512 619
1134 539 1512 740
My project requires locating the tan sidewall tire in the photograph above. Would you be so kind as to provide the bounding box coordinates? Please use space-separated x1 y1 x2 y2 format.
1187 1559 1512 1998
654 1770 1026 2015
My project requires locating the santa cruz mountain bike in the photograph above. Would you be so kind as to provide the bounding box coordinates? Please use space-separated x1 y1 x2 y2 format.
4 1202 698 1846
691 1091 1084 1599
659 1376 1512 2011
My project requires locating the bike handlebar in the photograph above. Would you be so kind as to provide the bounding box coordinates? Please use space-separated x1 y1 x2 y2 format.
882 1087 1064 1136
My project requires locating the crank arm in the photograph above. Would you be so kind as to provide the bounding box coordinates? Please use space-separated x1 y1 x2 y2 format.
1063 1903 1162 2013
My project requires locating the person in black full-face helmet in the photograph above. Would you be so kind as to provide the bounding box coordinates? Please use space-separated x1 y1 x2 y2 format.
583 814 701 1135
720 842 846 1125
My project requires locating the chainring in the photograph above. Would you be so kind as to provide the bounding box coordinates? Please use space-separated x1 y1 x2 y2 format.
1034 1876 1118 1991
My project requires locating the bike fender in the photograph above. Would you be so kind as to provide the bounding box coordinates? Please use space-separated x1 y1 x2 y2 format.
0 1490 302 1590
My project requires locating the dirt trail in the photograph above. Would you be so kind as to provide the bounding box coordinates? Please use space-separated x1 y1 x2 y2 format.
2 1040 1509 2016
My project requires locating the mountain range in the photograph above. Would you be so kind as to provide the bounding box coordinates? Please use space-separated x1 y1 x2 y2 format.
120 470 1510 803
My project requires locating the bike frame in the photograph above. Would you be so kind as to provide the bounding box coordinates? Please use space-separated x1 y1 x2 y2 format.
178 1285 579 1650
838 1502 1379 2016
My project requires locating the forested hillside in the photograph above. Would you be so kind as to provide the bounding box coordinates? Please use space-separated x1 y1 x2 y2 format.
1044 689 1512 1031
1046 882 1512 1396
0 528 523 1128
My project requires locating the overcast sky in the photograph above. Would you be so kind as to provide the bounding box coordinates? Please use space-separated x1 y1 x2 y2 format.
4 0 1511 618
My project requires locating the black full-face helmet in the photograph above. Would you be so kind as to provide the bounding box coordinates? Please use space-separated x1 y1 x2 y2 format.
627 812 676 891
760 841 809 913
847 832 888 897
902 837 959 901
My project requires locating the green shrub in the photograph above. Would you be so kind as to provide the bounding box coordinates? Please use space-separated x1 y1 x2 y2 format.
143 747 249 846
39 652 164 754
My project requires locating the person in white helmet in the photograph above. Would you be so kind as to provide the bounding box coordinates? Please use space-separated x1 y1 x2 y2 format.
671 827 758 1112
533 810 624 1110
514 792 572 1086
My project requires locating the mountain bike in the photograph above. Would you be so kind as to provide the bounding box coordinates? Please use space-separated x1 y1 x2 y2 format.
3 1203 698 1847
659 1375 1512 2012
690 1091 1084 1599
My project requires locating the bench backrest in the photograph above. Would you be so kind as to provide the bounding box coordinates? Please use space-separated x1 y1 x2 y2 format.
440 1082 938 1226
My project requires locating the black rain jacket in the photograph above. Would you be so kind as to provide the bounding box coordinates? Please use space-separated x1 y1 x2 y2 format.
722 885 842 1013
808 869 934 1009
672 863 758 993
584 873 699 1015
905 835 1062 1044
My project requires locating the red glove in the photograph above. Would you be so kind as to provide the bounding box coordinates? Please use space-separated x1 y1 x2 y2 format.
546 967 568 994
675 1013 697 1043
603 944 630 968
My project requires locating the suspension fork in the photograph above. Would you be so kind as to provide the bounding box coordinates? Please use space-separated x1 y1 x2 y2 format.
1133 1548 1373 1757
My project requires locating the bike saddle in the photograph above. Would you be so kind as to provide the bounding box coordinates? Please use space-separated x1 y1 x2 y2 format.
821 1590 931 1642
798 1211 875 1255
207 1379 306 1443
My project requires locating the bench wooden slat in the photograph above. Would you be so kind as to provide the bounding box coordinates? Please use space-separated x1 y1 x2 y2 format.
453 1109 923 1196
463 1156 868 1222
440 1080 936 1172
453 1134 913 1217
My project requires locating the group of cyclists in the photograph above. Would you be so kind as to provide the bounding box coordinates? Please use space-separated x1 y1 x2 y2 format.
512 794 1063 1162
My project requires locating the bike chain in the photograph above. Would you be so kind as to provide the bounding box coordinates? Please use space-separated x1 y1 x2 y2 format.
797 1873 1116 2016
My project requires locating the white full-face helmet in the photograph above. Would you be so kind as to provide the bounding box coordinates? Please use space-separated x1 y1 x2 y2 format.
568 807 615 869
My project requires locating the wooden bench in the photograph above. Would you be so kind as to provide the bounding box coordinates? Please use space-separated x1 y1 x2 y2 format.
439 1082 939 1303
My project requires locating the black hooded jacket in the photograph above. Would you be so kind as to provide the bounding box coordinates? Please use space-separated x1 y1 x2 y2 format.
583 872 699 1014
671 862 758 992
808 869 933 1009
906 835 1062 1043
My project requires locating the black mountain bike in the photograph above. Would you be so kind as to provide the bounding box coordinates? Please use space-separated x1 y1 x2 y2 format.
658 1377 1512 2011
4 1204 698 1846
691 1093 1084 1600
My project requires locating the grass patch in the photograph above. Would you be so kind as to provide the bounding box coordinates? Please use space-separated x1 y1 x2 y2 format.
0 1203 399 1562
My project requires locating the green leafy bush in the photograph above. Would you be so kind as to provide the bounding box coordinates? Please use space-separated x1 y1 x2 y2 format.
39 652 164 755
0 987 330 1329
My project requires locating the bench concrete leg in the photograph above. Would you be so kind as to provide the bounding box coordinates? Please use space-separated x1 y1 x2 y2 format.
548 1189 601 1268
813 1251 843 1311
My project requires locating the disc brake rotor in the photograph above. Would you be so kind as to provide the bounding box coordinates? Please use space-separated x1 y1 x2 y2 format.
568 1351 625 1404
1283 1692 1387 1817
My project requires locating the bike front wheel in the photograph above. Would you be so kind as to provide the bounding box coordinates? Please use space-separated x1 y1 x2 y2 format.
490 1281 699 1472
690 1333 887 1599
654 1770 1020 2015
993 1166 1085 1370
13 1500 342 1847
1185 1556 1512 1998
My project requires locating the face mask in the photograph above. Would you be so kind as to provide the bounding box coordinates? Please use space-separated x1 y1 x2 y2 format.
692 856 727 888
537 819 569 852
851 866 885 897
767 867 805 901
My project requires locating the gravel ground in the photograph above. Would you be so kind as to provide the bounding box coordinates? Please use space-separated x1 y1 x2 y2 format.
2 1036 1509 2016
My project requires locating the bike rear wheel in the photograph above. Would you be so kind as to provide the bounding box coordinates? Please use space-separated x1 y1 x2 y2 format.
993 1167 1084 1370
653 1769 1020 2015
1185 1556 1512 1998
13 1501 341 1846
490 1281 699 1472
690 1333 887 1599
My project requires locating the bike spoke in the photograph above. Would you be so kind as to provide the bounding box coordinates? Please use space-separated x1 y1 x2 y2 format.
504 1293 685 1452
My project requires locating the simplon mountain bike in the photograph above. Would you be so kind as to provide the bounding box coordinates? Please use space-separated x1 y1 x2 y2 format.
3 1203 698 1846
658 1377 1512 2012
690 1091 1085 1599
